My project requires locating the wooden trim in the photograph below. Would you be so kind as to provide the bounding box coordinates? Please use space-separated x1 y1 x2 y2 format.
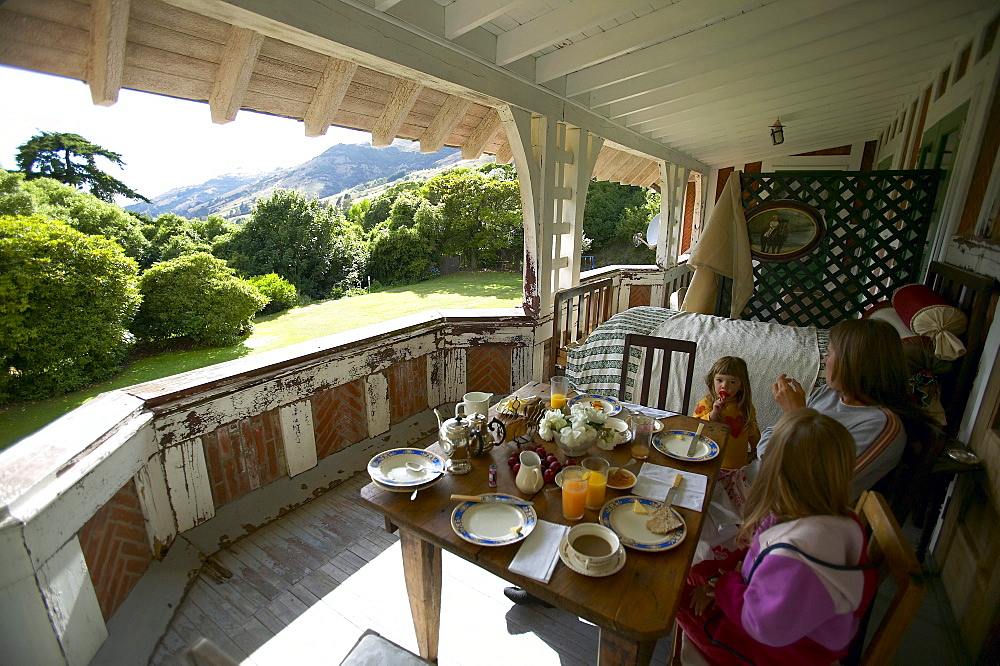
956 73 1000 237
87 0 130 105
906 86 933 169
303 57 358 137
209 25 263 123
419 95 471 153
461 108 502 159
371 79 423 147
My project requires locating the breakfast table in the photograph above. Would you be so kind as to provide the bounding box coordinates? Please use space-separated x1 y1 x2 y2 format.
359 381 729 665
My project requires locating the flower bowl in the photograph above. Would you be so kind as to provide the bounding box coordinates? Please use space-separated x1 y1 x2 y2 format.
553 431 595 458
539 403 629 457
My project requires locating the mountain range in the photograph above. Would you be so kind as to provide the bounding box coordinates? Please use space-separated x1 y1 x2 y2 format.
127 141 470 219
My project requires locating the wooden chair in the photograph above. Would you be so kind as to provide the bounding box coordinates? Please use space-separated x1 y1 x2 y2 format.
551 278 614 378
845 490 928 666
618 334 697 413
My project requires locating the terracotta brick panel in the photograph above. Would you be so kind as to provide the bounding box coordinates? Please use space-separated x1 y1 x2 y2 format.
203 409 287 508
629 284 652 308
386 356 427 424
312 379 369 459
467 345 513 395
79 480 153 621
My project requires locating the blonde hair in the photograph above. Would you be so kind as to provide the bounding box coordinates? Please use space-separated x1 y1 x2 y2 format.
704 356 754 420
738 408 855 545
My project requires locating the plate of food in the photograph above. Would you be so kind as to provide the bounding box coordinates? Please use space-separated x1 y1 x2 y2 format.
451 494 537 546
599 496 686 551
367 448 447 487
568 394 623 416
606 467 637 490
652 430 719 462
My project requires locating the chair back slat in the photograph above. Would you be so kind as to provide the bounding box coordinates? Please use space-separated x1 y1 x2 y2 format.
618 334 697 413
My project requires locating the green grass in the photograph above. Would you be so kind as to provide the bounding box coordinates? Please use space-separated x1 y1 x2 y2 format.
1 271 524 449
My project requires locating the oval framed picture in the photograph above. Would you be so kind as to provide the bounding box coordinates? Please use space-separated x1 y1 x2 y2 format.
745 200 825 262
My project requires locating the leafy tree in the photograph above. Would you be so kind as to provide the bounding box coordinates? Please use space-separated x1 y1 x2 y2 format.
583 180 649 251
15 131 149 203
0 171 35 217
247 273 299 315
0 214 141 402
143 213 210 266
367 223 436 285
132 252 266 346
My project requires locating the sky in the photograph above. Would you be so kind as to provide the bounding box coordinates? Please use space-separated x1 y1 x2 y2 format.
0 65 371 200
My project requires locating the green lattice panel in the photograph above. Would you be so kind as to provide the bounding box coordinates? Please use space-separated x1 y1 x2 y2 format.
738 171 940 327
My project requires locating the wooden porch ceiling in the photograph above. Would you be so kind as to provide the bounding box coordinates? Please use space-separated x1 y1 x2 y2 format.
1 0 993 187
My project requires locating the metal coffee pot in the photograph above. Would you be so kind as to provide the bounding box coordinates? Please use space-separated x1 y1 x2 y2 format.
433 404 507 468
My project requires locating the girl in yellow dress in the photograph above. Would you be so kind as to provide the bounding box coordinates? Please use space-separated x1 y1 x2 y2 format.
693 356 761 470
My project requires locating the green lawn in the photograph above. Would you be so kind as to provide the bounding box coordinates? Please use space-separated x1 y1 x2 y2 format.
1 271 524 449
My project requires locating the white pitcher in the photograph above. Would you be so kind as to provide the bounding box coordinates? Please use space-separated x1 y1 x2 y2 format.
514 450 544 494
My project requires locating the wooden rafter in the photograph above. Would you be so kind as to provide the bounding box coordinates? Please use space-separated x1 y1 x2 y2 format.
445 0 528 40
419 95 471 153
88 0 130 106
462 108 503 159
495 141 513 165
371 79 422 147
304 57 358 137
209 25 263 124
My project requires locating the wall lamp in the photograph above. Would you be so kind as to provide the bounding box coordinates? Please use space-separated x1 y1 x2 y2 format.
770 118 785 146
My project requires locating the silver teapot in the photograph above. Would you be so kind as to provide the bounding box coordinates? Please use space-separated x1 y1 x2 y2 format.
433 405 507 473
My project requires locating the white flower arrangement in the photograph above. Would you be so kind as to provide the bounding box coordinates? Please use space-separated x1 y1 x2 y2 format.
538 403 626 451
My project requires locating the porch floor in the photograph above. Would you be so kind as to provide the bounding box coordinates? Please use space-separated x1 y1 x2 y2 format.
148 473 972 665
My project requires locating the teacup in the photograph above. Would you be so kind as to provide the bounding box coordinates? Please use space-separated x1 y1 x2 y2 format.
565 523 620 571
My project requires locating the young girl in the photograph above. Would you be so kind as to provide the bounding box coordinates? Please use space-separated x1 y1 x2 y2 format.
676 408 877 665
693 356 761 471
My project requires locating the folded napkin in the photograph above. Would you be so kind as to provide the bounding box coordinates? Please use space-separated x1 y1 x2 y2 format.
620 402 681 420
632 462 708 512
508 520 570 583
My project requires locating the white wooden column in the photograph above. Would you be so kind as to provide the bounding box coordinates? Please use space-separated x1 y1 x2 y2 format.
657 162 692 271
562 127 604 289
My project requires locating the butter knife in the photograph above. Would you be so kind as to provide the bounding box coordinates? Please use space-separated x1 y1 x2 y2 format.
663 473 683 509
450 494 535 507
686 423 705 458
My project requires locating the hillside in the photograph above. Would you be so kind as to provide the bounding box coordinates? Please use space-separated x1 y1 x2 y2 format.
127 141 469 219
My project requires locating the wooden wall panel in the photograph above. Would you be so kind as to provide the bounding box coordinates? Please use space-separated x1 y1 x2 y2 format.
466 345 514 395
202 409 286 508
386 356 428 425
312 379 369 459
628 284 652 308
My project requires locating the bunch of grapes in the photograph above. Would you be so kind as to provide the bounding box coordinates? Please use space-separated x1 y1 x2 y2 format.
507 446 572 484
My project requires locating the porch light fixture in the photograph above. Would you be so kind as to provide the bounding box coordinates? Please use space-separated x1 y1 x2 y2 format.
770 118 785 146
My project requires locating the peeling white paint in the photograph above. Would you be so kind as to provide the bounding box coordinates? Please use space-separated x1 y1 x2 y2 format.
365 373 390 437
280 400 318 478
134 458 176 557
38 537 107 665
164 439 214 532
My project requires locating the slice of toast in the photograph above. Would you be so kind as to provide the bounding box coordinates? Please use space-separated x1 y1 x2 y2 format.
645 505 682 535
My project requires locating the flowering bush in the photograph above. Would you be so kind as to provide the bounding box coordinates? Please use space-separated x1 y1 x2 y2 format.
538 403 627 451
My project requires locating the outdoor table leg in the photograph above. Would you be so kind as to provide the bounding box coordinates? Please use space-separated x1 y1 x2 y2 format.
598 627 656 666
400 529 442 662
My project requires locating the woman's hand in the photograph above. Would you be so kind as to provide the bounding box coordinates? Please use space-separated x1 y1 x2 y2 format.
772 374 806 412
690 579 718 615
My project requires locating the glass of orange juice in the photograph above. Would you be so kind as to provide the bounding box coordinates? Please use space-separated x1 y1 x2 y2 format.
561 467 589 520
549 375 569 409
582 457 609 510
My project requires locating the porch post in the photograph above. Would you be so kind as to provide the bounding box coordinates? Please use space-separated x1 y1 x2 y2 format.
656 162 692 306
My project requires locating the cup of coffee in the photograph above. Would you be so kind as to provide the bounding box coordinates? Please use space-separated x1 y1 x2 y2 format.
565 523 620 570
463 391 492 417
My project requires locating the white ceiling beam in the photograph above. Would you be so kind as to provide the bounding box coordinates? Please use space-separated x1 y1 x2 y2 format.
462 108 503 159
88 0 130 106
209 25 263 124
596 0 944 112
697 124 890 166
445 0 530 40
371 79 424 146
535 0 763 84
419 95 472 153
495 0 649 66
304 57 358 137
374 0 405 10
564 0 855 97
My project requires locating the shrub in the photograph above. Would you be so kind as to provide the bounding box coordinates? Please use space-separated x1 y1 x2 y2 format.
0 214 140 402
247 273 299 315
132 253 267 346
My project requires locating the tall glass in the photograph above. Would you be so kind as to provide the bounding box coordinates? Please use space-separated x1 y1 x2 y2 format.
582 457 609 510
631 415 655 460
549 376 570 410
561 467 589 520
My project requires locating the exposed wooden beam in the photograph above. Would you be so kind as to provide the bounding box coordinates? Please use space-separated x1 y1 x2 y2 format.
445 0 529 40
419 95 472 153
209 25 263 124
495 0 648 66
371 79 423 147
462 108 502 159
88 0 130 106
495 141 513 164
304 57 358 137
374 0 405 11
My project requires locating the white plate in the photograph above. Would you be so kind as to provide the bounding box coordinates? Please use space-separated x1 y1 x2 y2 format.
568 394 623 416
599 496 686 552
371 475 442 494
367 448 447 487
651 431 719 462
450 494 537 546
558 536 626 577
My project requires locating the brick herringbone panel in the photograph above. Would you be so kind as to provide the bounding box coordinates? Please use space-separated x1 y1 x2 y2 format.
203 409 287 508
312 379 368 459
467 345 513 395
386 356 427 424
79 480 153 621
629 285 652 308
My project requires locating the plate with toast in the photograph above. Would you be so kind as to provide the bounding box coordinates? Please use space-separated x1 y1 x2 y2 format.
598 495 686 552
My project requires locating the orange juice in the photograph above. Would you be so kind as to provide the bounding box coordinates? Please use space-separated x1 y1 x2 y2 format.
550 393 567 409
585 470 607 509
561 469 589 520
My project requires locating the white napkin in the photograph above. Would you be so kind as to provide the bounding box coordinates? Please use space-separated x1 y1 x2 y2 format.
632 462 708 512
508 520 570 583
620 402 681 420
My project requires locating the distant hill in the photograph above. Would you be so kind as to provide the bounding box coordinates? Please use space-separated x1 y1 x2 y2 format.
127 141 470 219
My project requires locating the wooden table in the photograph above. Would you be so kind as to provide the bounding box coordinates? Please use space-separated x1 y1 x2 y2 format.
359 382 729 665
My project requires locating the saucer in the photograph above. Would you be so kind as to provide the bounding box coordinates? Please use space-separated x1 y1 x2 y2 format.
558 535 626 577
